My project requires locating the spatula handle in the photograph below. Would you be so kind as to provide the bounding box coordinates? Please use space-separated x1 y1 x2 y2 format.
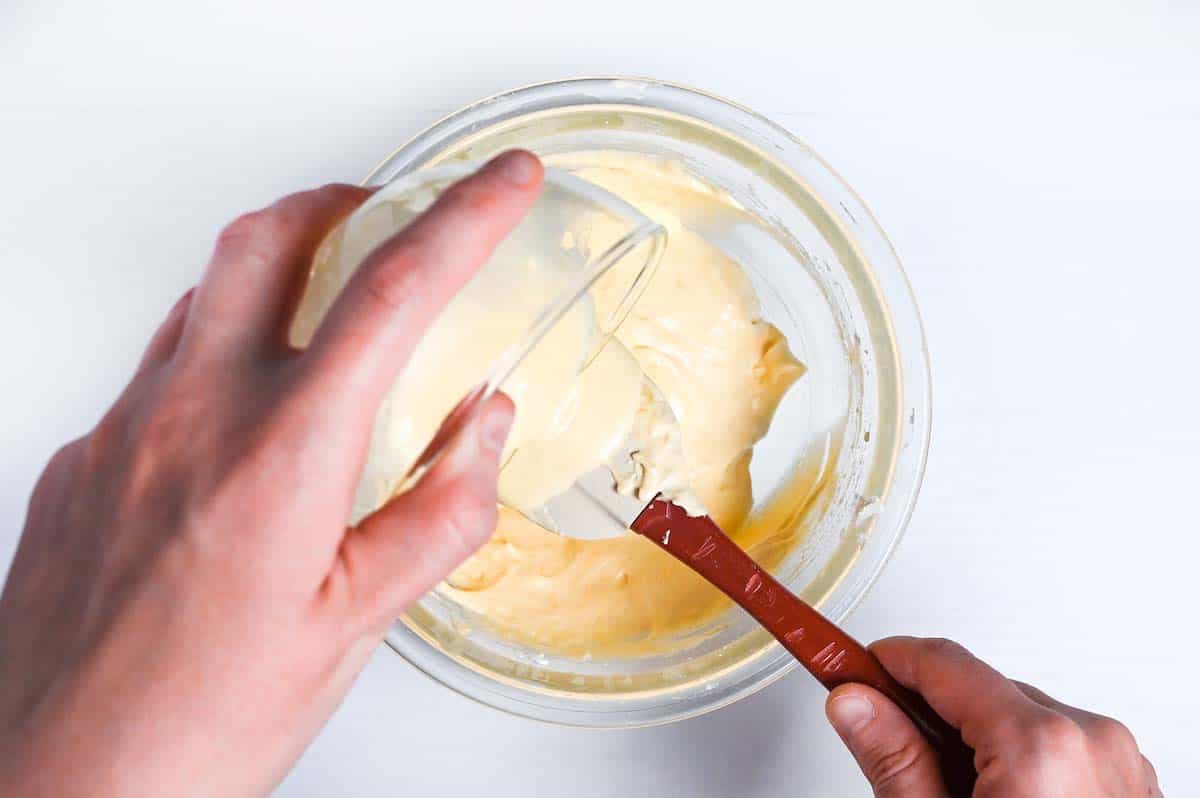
633 500 977 797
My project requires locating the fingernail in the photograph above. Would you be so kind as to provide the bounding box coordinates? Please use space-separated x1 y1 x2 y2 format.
485 150 541 186
479 405 513 455
829 694 876 735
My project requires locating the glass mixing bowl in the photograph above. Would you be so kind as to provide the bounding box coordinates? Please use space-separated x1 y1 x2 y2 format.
369 78 930 727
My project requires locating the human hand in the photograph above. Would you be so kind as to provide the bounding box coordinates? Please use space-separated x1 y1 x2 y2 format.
0 151 544 797
825 636 1160 797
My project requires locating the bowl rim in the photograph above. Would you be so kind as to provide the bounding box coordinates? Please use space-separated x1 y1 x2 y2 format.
369 76 933 728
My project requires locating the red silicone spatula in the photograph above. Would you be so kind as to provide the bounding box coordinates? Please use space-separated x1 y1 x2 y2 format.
533 468 976 797
632 498 977 797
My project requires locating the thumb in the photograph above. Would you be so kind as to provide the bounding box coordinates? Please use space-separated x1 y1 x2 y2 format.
342 392 514 628
827 684 951 798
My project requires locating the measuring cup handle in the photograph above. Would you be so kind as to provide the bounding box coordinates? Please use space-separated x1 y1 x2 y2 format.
633 500 977 797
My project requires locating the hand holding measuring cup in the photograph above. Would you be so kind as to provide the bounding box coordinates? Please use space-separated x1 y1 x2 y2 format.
0 152 540 797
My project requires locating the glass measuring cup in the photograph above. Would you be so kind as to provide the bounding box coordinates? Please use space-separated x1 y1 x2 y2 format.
290 163 667 523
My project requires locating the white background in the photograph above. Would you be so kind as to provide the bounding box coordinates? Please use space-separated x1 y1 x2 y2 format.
3 1 1199 794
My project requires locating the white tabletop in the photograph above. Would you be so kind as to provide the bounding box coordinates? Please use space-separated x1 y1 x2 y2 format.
2 2 1198 794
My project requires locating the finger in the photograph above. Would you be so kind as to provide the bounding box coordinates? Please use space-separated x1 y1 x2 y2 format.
134 288 195 375
181 183 372 359
300 151 543 409
870 637 1049 751
338 392 514 627
826 684 951 798
1142 755 1162 796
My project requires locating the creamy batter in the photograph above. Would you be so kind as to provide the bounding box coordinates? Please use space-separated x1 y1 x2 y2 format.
294 154 805 656
445 154 804 655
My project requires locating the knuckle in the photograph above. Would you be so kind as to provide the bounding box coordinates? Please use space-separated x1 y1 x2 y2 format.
215 208 285 254
1088 715 1137 756
47 438 84 472
85 405 129 463
922 636 972 660
908 637 974 688
991 711 1090 794
1141 754 1160 789
33 441 86 507
1027 712 1089 757
862 740 926 792
361 251 426 312
1001 716 1088 794
438 498 498 557
271 183 366 221
316 182 369 202
369 573 417 624
216 211 260 246
27 441 82 515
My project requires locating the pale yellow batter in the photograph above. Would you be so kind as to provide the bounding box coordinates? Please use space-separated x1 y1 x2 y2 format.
295 154 805 657
445 154 804 655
